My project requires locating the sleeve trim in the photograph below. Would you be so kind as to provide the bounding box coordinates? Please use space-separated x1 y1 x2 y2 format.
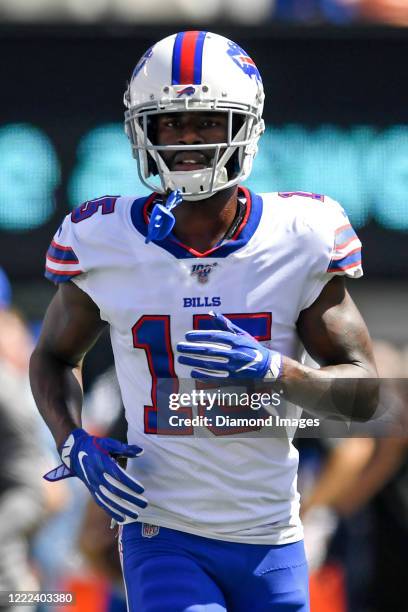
47 241 79 264
330 246 361 262
46 254 79 265
327 262 362 273
51 239 78 253
335 235 358 251
45 267 84 283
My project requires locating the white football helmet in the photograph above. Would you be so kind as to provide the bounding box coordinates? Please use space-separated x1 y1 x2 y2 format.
124 31 265 201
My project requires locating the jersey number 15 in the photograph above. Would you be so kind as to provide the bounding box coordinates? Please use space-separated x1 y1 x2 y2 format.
132 312 272 436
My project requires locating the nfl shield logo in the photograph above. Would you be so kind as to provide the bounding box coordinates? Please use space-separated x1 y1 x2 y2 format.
191 263 218 284
142 523 160 538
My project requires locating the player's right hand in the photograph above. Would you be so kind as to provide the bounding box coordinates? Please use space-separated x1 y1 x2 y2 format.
44 428 148 524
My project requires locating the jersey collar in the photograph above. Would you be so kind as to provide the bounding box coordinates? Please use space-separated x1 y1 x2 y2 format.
130 186 263 259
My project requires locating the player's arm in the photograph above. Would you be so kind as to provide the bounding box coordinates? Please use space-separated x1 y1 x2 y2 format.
29 281 105 449
30 281 148 524
281 275 379 420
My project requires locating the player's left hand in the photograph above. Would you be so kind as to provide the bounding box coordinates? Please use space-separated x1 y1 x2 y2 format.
43 430 148 524
177 312 282 380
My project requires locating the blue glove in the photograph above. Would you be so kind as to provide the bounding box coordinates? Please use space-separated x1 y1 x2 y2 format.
44 429 147 524
177 312 282 380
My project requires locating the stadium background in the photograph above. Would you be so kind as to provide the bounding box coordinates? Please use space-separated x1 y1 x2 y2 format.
0 3 407 611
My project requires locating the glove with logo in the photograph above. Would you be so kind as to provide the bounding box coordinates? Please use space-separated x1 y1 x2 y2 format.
177 312 282 380
44 428 147 524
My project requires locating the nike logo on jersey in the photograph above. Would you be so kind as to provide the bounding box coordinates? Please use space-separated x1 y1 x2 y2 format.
183 296 221 308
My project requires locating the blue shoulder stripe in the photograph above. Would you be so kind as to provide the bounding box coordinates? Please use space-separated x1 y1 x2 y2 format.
47 241 79 264
328 248 361 272
45 268 83 283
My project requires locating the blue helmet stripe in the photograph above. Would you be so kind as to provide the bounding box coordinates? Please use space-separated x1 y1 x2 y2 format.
193 31 207 84
171 32 185 85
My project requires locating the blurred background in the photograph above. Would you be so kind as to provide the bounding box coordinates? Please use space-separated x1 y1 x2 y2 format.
0 1 407 611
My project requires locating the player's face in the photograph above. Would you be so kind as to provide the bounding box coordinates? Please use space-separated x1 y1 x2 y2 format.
155 112 228 172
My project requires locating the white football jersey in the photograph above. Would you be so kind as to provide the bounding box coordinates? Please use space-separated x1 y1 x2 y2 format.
45 188 362 544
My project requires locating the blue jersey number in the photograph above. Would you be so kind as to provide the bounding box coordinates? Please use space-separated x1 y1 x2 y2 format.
71 196 118 223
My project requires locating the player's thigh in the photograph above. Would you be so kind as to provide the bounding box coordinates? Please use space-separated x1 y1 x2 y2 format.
226 542 310 612
229 564 310 612
123 553 226 612
259 562 309 612
119 526 226 612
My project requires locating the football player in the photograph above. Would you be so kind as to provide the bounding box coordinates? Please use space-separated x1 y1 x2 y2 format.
30 31 378 611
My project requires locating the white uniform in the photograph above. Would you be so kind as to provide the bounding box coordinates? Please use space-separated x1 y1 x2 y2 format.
45 188 362 544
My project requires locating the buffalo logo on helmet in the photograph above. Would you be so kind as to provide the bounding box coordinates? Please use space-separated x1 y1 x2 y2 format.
176 86 196 98
132 47 154 80
226 41 261 83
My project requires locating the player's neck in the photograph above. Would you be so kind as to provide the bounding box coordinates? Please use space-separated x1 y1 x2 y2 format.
172 186 239 253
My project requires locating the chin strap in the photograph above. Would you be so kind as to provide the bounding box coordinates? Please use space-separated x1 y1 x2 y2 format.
145 189 183 244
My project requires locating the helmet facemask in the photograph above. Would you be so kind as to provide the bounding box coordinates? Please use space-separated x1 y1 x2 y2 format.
124 98 264 201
